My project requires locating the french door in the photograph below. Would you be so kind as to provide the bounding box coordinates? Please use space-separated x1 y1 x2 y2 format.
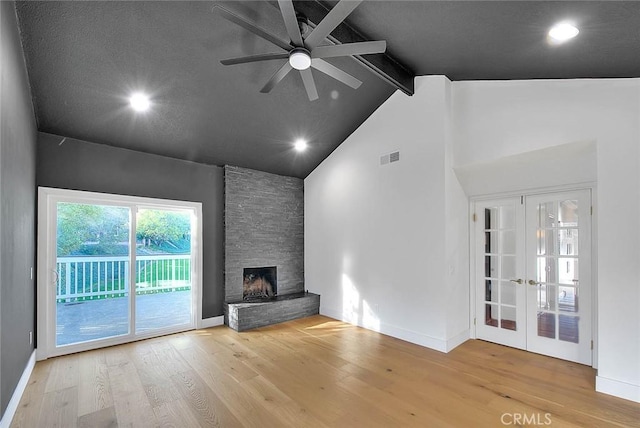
37 188 202 359
474 189 592 365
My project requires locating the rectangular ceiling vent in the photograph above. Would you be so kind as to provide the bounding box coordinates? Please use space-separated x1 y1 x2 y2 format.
380 151 400 166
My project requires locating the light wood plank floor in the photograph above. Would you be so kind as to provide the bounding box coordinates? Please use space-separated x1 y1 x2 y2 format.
10 315 640 427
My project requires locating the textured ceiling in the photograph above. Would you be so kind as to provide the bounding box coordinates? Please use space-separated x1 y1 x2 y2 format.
15 1 640 178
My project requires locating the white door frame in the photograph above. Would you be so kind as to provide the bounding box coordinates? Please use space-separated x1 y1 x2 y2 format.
37 187 203 360
469 183 597 367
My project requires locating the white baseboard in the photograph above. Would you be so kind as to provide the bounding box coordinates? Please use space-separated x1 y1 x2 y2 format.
319 307 346 328
445 329 470 352
320 307 469 353
0 350 36 428
377 321 449 352
596 375 640 403
198 315 224 329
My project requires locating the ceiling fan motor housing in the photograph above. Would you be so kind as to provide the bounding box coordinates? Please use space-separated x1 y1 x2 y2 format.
296 12 310 37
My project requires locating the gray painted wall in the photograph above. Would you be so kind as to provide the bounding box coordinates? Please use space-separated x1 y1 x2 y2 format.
0 0 38 418
36 133 225 318
224 166 304 302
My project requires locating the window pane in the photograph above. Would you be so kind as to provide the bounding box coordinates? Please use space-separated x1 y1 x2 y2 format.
537 229 549 255
537 257 557 284
485 279 498 303
538 202 556 228
485 304 498 327
485 208 497 230
537 284 556 311
499 205 515 229
537 312 556 339
501 282 516 306
56 203 130 346
559 229 578 256
135 209 193 333
501 306 517 331
485 231 498 254
485 255 498 278
559 286 578 312
558 200 578 227
501 255 516 279
559 258 579 285
559 315 579 343
500 230 516 254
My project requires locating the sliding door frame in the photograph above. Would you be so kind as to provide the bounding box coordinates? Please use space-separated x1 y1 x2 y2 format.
37 187 203 360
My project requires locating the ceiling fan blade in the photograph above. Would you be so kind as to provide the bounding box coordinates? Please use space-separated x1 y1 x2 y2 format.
221 52 289 66
299 69 319 101
261 62 293 93
312 41 386 59
304 0 363 49
278 0 304 47
311 58 361 89
213 5 291 51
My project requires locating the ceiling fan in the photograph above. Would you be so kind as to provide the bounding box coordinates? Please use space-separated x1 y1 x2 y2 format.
213 0 386 101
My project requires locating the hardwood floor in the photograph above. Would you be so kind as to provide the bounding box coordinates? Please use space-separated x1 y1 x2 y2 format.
10 315 640 427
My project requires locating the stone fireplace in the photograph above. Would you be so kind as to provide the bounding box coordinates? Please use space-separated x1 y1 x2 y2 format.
223 166 319 331
223 166 305 303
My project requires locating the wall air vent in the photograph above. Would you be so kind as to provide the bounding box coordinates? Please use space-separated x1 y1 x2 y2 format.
380 150 400 166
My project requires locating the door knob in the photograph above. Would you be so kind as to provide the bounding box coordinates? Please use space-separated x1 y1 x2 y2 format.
528 279 539 286
510 278 523 284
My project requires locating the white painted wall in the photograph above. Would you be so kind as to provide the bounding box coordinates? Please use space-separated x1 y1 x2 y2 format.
306 75 640 402
305 76 470 352
453 140 597 197
453 79 640 402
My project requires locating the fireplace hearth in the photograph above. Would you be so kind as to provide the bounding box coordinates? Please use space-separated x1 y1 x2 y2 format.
243 266 277 301
224 291 320 331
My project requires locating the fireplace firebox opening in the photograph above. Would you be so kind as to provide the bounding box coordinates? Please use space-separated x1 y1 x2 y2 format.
243 266 277 301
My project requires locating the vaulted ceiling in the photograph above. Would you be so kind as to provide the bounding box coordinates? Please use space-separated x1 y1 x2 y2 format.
15 1 640 178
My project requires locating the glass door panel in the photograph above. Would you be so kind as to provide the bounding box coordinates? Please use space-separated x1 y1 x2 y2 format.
55 202 131 346
526 190 592 365
475 198 526 349
135 208 193 333
534 199 577 340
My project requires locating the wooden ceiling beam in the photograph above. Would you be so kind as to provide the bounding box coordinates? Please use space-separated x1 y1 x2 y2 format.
268 0 415 96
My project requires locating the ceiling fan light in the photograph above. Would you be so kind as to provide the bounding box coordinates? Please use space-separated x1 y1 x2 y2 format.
289 49 311 70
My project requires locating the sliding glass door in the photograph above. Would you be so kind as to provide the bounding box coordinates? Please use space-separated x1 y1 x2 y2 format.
38 188 202 358
135 208 193 333
55 202 132 346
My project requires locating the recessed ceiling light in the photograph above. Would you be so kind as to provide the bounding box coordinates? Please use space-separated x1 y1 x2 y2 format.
294 139 308 152
548 22 579 42
129 92 150 112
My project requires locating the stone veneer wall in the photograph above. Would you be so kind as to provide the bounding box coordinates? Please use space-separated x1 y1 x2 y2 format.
224 165 304 302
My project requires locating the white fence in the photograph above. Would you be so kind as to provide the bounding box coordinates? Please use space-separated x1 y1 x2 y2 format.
56 254 191 302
